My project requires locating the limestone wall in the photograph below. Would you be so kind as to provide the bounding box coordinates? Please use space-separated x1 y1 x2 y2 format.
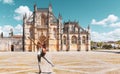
0 37 22 52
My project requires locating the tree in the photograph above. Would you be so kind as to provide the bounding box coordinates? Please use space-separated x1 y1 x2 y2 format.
116 40 120 49
102 44 112 49
91 41 97 50
97 42 103 48
116 40 120 45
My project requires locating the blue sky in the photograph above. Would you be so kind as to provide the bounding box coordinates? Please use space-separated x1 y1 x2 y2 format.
0 0 120 42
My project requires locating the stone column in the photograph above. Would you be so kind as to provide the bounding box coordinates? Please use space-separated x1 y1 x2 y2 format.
66 24 70 51
22 14 27 52
77 27 81 51
56 19 59 51
33 4 37 52
86 32 89 51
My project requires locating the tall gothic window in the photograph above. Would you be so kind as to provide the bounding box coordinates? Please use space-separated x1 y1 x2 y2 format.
72 25 75 32
71 36 77 44
29 26 34 38
41 13 46 25
63 36 66 45
82 36 86 44
53 28 57 38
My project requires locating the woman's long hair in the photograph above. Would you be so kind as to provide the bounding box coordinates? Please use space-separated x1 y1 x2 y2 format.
37 42 41 50
42 43 46 49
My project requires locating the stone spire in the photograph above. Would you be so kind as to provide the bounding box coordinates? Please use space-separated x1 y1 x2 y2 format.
58 13 62 27
34 3 37 12
23 13 27 20
58 13 62 20
88 24 90 31
49 3 52 12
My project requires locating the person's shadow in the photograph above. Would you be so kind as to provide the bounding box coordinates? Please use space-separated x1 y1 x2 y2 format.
93 50 120 54
36 72 52 74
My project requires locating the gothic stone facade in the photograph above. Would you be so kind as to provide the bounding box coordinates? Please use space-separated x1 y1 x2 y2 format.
23 4 90 52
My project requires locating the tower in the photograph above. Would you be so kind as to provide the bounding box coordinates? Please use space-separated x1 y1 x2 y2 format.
23 13 27 51
31 4 37 51
58 13 63 51
86 25 90 51
56 13 62 51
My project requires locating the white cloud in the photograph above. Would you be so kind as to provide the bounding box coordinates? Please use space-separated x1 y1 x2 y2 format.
0 24 23 37
1 0 14 4
109 22 120 27
14 24 23 35
91 14 119 26
107 14 118 22
91 29 120 42
14 6 32 21
91 19 106 26
0 25 13 37
0 26 2 33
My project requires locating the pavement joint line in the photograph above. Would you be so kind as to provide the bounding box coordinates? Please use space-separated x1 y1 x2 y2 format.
54 65 111 68
0 66 36 68
55 65 120 68
53 67 89 74
0 68 53 74
92 67 120 74
53 65 120 74
0 69 36 74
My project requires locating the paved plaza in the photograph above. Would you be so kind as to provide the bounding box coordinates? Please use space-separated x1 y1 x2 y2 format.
0 50 120 74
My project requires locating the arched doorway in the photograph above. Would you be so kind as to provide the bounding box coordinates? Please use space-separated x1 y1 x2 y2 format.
38 32 49 51
11 44 14 51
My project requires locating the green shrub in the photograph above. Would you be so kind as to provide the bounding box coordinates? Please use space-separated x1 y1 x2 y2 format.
102 44 112 49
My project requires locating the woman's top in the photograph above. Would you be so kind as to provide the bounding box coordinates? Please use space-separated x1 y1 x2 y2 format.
37 48 46 57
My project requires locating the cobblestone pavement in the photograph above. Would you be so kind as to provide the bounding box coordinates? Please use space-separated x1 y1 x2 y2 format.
0 50 120 74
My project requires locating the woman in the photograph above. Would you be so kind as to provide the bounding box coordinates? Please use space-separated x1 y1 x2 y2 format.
37 41 54 73
37 42 47 62
37 42 47 73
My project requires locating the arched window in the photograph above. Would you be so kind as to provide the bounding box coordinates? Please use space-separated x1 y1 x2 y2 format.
63 36 66 45
71 36 77 44
82 36 86 44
